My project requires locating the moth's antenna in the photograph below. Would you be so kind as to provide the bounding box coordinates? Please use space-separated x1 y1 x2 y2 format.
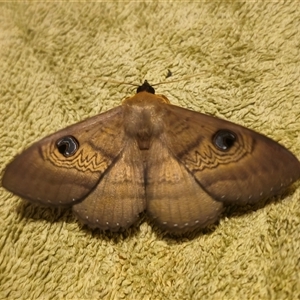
80 71 207 88
151 72 207 86
80 76 140 87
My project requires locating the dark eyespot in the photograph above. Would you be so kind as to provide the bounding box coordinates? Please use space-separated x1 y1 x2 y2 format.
56 136 79 157
213 130 236 151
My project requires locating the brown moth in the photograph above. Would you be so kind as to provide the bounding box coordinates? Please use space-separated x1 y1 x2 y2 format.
2 81 300 233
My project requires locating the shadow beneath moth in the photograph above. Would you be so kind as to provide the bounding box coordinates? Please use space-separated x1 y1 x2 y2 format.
2 81 300 234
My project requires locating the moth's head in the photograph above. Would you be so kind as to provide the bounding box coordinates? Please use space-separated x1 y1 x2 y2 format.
123 80 170 106
136 80 155 94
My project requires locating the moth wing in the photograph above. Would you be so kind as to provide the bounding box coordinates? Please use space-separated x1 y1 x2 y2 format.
162 105 300 205
73 141 146 230
2 106 126 205
146 139 224 233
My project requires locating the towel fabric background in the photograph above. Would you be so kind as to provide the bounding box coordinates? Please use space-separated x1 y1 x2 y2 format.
1 2 300 299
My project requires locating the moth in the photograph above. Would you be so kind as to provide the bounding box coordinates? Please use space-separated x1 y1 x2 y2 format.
2 81 300 233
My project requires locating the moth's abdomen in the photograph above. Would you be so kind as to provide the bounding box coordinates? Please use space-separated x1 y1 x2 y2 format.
123 98 166 151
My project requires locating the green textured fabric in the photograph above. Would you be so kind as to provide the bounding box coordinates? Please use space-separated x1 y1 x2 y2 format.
1 2 300 299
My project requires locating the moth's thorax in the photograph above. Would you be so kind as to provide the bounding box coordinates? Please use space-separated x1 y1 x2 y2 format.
123 92 168 150
122 91 170 106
